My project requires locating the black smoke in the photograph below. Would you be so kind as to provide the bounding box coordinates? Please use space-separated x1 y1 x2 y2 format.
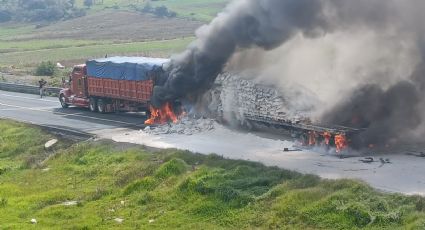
151 0 327 107
152 0 425 148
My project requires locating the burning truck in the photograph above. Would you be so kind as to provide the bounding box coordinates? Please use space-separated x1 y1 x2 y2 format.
60 56 361 153
59 56 168 114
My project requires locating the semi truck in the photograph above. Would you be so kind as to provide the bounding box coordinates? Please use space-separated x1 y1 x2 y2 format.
59 56 168 113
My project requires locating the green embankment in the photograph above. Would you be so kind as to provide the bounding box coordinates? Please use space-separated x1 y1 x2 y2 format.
0 119 425 229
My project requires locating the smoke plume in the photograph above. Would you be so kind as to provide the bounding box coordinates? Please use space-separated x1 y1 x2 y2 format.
152 0 327 106
153 0 425 148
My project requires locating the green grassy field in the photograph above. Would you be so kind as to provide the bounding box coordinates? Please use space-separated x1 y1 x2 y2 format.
1 119 425 229
0 0 226 70
74 0 228 22
0 37 193 67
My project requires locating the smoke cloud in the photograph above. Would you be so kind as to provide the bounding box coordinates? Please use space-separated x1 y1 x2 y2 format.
152 0 327 106
153 0 425 148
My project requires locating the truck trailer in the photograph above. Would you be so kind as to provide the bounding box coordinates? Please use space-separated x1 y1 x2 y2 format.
59 56 168 113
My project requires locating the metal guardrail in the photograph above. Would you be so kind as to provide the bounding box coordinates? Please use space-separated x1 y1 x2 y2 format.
0 82 61 96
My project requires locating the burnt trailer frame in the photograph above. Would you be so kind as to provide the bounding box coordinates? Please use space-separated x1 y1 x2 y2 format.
243 113 364 151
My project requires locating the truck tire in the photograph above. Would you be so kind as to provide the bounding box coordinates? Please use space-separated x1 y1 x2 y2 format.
59 94 69 109
89 97 97 112
97 99 106 113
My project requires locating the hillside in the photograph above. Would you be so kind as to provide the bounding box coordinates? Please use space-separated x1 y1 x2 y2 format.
1 120 425 229
0 0 227 73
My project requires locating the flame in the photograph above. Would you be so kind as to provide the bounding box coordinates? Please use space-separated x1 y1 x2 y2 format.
145 102 179 125
322 131 332 146
308 131 317 146
335 134 348 153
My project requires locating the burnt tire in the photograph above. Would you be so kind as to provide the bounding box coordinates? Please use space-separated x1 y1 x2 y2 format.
89 97 97 112
59 95 69 109
97 98 106 113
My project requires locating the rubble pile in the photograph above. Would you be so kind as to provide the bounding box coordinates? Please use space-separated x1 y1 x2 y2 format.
144 117 215 135
210 73 318 124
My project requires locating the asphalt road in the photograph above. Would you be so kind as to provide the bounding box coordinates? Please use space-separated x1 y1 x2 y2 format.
0 90 147 134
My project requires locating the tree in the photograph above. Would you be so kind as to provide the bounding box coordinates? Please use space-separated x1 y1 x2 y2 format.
69 0 75 8
84 0 93 8
0 10 11 22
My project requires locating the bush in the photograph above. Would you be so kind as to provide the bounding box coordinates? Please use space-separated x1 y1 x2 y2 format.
35 61 57 76
155 158 188 179
138 4 177 18
83 0 93 8
123 176 158 195
0 10 12 22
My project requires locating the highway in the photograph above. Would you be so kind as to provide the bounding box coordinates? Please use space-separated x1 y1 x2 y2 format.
0 90 147 134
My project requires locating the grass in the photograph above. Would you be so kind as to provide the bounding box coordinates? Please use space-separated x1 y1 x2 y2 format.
1 119 425 229
149 0 229 22
0 24 35 40
0 39 113 53
73 0 228 22
0 37 193 66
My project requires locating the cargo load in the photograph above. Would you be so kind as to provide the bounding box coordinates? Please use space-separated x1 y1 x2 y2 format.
59 56 169 113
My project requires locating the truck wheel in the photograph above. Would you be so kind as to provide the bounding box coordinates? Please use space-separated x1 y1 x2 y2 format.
89 97 97 112
97 99 106 113
59 94 69 108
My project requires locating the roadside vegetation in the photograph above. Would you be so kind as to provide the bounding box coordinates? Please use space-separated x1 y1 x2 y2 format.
1 119 425 229
0 0 85 23
0 0 223 83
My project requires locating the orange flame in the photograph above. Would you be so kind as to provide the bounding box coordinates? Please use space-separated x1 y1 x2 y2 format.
322 131 332 146
145 102 178 125
335 134 348 153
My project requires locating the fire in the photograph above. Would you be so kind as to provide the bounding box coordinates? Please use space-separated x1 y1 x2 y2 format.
322 131 332 146
145 102 179 125
334 133 348 153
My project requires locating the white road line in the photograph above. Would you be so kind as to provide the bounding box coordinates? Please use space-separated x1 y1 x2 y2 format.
0 102 143 126
0 93 58 102
0 106 57 111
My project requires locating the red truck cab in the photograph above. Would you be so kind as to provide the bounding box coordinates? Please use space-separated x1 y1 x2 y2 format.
59 56 168 113
59 65 89 109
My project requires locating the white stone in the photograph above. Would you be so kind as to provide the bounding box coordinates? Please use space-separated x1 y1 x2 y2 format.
62 201 77 206
114 218 124 223
44 139 58 149
30 219 37 224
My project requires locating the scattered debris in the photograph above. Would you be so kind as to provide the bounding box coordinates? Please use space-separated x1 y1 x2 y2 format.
114 218 124 223
44 139 58 149
30 218 37 224
378 158 391 168
406 152 425 158
359 157 375 163
143 118 215 135
283 148 302 152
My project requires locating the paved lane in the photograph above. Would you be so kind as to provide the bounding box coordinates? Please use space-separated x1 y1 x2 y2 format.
0 90 147 133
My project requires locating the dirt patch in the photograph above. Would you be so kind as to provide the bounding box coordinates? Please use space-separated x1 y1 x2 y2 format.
11 11 203 41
